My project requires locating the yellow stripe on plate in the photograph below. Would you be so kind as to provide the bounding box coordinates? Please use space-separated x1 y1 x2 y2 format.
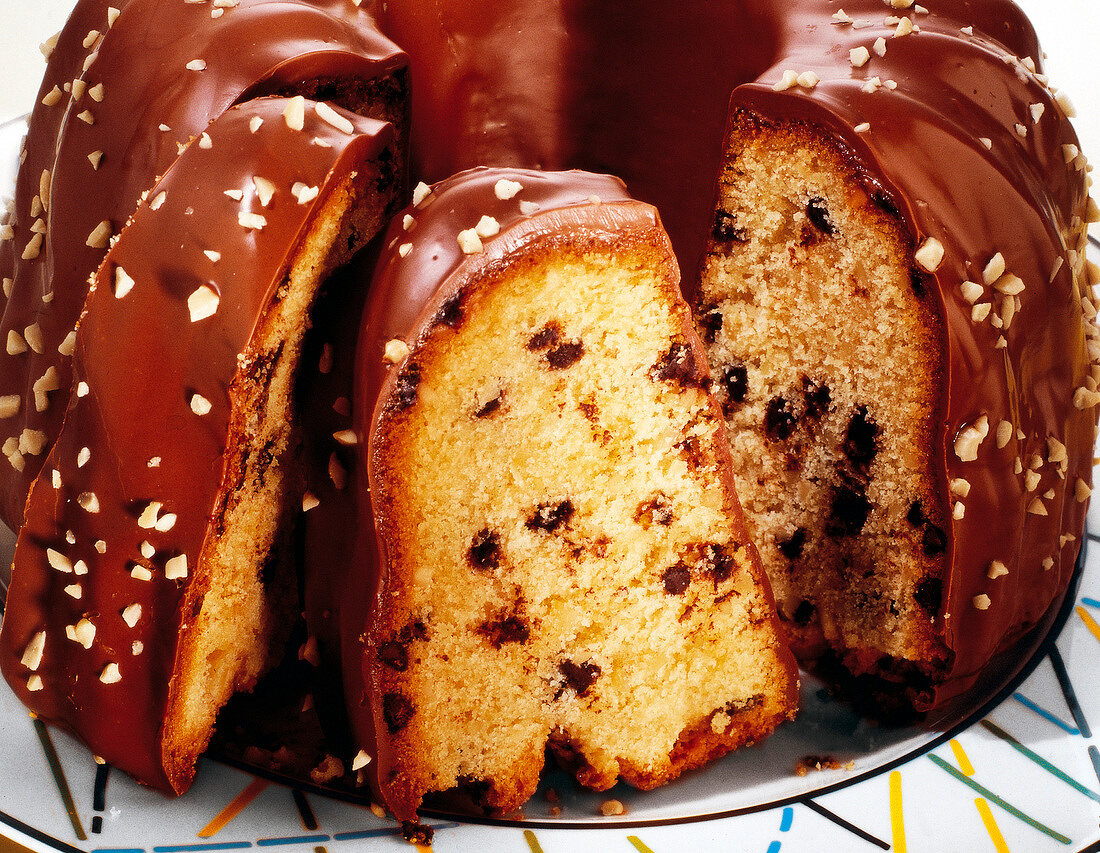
1077 606 1100 643
950 738 976 776
975 798 1011 853
890 770 907 853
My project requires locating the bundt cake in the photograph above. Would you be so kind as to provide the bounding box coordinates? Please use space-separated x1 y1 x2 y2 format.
301 167 797 823
0 96 400 792
0 0 1092 825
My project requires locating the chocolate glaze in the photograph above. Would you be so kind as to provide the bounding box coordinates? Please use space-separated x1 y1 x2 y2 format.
301 167 697 819
0 98 394 792
0 0 406 529
367 0 1095 707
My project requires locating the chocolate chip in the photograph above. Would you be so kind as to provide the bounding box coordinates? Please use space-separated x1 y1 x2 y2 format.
546 340 584 369
377 640 408 671
712 209 748 244
661 563 691 595
650 341 705 387
475 394 502 418
526 500 574 533
843 406 880 470
527 322 562 351
913 576 942 615
793 599 816 626
390 363 421 411
635 492 674 527
777 528 807 560
479 614 530 648
699 543 734 583
382 693 414 732
700 307 723 344
559 660 602 697
826 482 871 537
721 362 749 404
805 196 836 236
801 377 831 420
764 396 797 441
468 528 501 569
906 501 924 527
921 524 947 556
434 290 464 328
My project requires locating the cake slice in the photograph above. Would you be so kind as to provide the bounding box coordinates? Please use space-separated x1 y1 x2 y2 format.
0 97 401 793
303 168 797 825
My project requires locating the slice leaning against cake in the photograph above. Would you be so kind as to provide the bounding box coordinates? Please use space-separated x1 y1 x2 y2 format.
0 97 400 794
302 167 798 825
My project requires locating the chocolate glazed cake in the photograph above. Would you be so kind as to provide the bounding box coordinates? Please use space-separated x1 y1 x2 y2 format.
0 0 408 531
0 97 400 794
301 168 797 825
370 0 1097 710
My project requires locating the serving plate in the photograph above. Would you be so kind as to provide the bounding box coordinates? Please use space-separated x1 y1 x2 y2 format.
1 0 1099 850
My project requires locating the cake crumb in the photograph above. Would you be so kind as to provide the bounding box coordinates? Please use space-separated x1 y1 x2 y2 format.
599 799 626 816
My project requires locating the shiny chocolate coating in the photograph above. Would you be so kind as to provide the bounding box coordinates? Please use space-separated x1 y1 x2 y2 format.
370 0 1096 708
0 97 394 792
0 0 405 529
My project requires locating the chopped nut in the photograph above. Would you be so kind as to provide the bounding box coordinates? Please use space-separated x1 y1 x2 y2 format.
773 70 799 92
186 59 207 71
21 631 46 670
987 560 1008 579
1075 478 1091 502
949 477 971 497
41 86 63 107
475 215 500 238
953 414 989 462
873 37 887 56
329 454 347 490
384 338 410 364
131 565 153 581
519 200 540 216
494 179 523 200
959 280 983 303
398 242 412 257
850 46 871 67
190 393 212 416
1073 387 1100 409
165 554 188 580
457 228 483 254
914 237 944 272
187 285 220 322
149 191 166 211
315 101 354 134
0 396 19 418
952 502 965 520
114 265 135 298
58 330 77 356
46 548 73 573
283 95 306 131
252 176 276 207
973 594 991 610
599 799 625 817
6 330 26 355
797 71 819 89
99 663 121 684
302 492 320 512
238 211 267 230
291 182 319 204
64 584 82 599
27 674 44 691
121 604 142 628
69 618 96 649
1047 437 1067 464
995 420 1013 449
351 749 372 771
412 182 432 207
1027 498 1048 516
993 273 1025 295
1025 470 1041 491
